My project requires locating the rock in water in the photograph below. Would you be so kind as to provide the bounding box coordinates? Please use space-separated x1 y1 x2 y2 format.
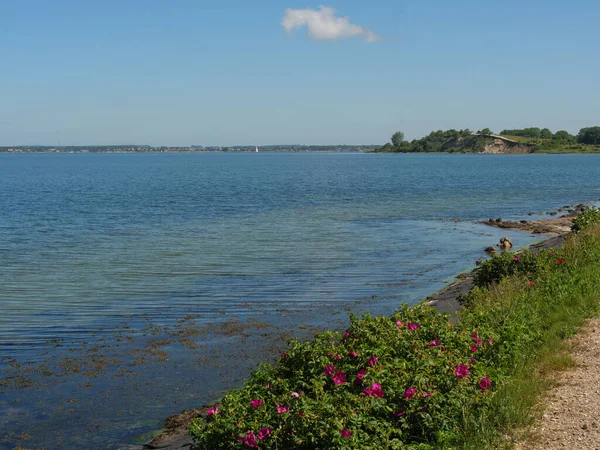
498 237 513 250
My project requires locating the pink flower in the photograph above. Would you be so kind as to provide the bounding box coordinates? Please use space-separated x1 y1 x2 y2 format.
470 357 476 365
428 338 441 347
250 399 263 409
340 429 352 438
343 331 350 339
363 382 385 398
396 320 403 328
406 323 420 331
470 345 478 353
298 411 304 417
258 427 273 440
479 376 492 391
291 392 300 398
324 365 336 377
423 393 432 398
332 370 347 385
487 338 493 346
471 333 483 347
243 431 257 447
557 259 564 264
475 260 481 265
277 406 290 414
348 350 357 358
403 387 417 399
514 255 520 261
455 364 469 379
332 353 342 360
368 356 379 367
393 411 406 417
206 406 219 416
281 352 287 358
355 369 367 384
265 383 272 389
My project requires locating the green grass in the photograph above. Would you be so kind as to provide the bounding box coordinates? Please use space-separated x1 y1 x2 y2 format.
458 227 600 448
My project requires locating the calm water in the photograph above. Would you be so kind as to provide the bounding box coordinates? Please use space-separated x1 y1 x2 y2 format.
1 153 599 448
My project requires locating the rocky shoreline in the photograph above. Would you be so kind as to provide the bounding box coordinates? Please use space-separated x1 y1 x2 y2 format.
142 206 584 450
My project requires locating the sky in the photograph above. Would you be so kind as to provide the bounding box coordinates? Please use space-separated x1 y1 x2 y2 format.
1 0 599 146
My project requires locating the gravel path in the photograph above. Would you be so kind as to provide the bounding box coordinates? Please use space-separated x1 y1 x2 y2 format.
516 318 600 450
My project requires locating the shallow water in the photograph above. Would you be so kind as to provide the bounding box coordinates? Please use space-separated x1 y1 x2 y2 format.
1 152 599 448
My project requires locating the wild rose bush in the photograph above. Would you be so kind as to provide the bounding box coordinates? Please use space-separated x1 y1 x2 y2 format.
572 207 600 232
473 248 566 288
190 305 497 449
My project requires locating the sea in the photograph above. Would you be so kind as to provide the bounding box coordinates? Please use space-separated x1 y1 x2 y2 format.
1 152 599 449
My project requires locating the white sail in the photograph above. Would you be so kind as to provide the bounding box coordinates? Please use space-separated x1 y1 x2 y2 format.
255 146 259 153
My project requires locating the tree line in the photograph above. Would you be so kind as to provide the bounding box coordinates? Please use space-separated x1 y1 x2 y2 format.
378 126 600 153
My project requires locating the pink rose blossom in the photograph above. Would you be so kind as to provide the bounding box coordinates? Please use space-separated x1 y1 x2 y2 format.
479 376 492 391
340 429 352 438
403 387 417 399
333 353 342 360
406 323 420 331
343 331 350 339
471 333 483 347
348 350 357 358
368 356 379 367
470 345 478 353
363 382 385 398
514 255 520 261
487 338 493 346
396 320 403 328
470 357 476 365
250 399 263 409
291 391 300 398
206 406 219 416
455 364 469 378
423 393 432 398
258 427 273 440
332 370 347 385
428 338 441 347
243 431 257 447
277 406 290 414
324 365 336 377
393 411 406 417
355 368 367 384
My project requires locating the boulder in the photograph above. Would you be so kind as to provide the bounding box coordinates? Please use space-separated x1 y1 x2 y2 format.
498 236 513 250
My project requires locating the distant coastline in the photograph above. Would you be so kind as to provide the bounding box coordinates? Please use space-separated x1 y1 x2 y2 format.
0 144 378 154
375 126 600 154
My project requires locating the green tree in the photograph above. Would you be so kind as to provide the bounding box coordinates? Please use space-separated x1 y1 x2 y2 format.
540 128 553 139
578 127 600 145
480 128 492 135
553 130 575 143
391 131 405 147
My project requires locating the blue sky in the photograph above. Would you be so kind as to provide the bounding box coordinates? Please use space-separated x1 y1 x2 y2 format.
1 0 599 146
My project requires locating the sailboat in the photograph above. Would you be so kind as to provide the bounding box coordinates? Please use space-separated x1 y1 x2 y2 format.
255 146 259 153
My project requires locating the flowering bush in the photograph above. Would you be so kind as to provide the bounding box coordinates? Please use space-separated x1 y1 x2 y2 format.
190 305 496 449
572 207 600 232
473 249 566 288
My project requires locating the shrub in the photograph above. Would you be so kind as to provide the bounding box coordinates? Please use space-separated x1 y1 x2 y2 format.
572 207 600 232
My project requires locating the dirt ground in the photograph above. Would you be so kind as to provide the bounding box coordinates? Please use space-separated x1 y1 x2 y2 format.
515 317 600 450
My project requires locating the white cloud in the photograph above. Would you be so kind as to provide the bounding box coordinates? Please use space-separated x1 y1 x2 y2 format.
282 6 382 43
